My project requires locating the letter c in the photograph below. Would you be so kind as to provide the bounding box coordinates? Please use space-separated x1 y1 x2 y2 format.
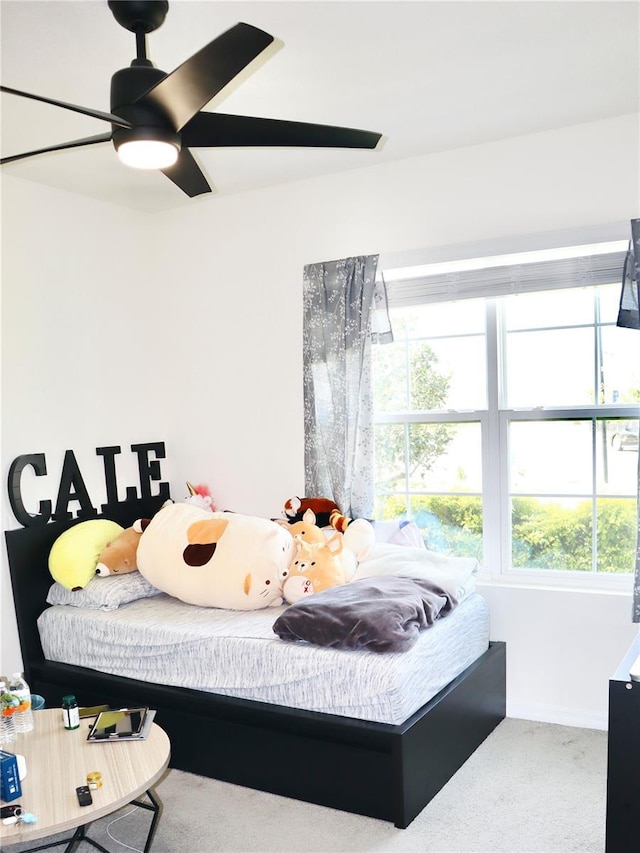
8 453 52 527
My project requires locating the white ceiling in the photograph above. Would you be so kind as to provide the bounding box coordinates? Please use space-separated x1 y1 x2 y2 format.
1 0 638 213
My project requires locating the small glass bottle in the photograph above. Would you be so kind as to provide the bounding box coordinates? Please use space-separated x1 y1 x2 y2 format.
62 695 79 730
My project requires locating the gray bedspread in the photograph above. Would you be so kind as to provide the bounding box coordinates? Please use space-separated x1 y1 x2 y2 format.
272 575 457 653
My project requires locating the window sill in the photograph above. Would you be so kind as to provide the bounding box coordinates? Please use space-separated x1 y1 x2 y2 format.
476 570 633 596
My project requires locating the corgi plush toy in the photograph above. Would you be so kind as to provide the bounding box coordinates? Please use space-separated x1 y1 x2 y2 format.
136 502 295 610
278 508 375 584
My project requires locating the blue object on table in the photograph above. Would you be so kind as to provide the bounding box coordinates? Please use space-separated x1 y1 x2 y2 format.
0 751 22 802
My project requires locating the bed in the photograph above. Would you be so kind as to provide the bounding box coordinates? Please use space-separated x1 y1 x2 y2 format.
5 495 506 828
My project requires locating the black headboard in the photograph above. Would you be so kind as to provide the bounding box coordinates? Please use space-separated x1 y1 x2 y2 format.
4 496 168 682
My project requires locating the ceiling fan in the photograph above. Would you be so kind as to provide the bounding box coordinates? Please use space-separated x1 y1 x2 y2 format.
0 0 382 197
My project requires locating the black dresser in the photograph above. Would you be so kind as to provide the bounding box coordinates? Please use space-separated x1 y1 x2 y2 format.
606 633 640 853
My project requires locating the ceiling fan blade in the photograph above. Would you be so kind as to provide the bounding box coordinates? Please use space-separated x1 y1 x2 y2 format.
180 112 382 150
1 86 132 128
161 148 212 197
136 22 274 132
1 132 112 165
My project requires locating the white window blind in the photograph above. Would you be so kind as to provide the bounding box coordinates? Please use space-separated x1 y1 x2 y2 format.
383 245 627 307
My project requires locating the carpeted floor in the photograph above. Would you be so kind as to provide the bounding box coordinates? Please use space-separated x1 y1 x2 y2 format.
3 718 608 853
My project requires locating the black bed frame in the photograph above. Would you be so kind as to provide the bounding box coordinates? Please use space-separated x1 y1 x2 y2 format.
5 497 506 828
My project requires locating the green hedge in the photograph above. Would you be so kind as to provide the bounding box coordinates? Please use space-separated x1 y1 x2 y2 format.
375 494 637 572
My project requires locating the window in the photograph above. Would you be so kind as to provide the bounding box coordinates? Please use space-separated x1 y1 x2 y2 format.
373 244 640 584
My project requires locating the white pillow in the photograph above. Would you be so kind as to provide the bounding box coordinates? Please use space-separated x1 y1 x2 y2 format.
372 519 426 549
354 543 479 601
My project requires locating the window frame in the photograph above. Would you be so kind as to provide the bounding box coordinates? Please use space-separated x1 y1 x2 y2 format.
375 246 639 593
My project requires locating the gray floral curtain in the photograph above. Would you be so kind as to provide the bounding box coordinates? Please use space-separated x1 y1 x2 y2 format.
303 255 392 519
617 218 640 331
620 220 640 621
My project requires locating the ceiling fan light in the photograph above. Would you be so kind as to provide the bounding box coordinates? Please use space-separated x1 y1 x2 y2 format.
117 138 178 169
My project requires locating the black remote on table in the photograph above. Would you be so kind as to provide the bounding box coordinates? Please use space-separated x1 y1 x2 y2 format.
76 786 93 807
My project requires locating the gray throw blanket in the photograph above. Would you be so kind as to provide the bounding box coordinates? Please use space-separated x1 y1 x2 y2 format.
272 575 457 653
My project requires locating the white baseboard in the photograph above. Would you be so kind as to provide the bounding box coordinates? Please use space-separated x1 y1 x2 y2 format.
507 702 608 731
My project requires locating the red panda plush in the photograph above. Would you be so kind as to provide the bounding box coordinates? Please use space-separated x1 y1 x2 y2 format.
282 496 350 531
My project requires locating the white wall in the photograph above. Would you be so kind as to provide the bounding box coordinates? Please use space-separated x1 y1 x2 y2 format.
2 114 639 727
479 583 637 729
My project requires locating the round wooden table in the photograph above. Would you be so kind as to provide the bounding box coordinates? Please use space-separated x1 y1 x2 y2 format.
0 707 170 852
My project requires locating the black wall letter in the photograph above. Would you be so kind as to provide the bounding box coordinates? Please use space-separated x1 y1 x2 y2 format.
96 445 123 513
129 442 170 502
53 450 98 521
7 453 51 527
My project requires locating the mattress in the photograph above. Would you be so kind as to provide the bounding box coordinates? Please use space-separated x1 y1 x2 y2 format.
38 591 490 725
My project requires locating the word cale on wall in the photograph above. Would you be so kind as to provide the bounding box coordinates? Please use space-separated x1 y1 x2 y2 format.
8 442 170 527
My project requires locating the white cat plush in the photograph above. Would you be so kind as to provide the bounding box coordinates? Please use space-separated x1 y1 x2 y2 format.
136 502 294 610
